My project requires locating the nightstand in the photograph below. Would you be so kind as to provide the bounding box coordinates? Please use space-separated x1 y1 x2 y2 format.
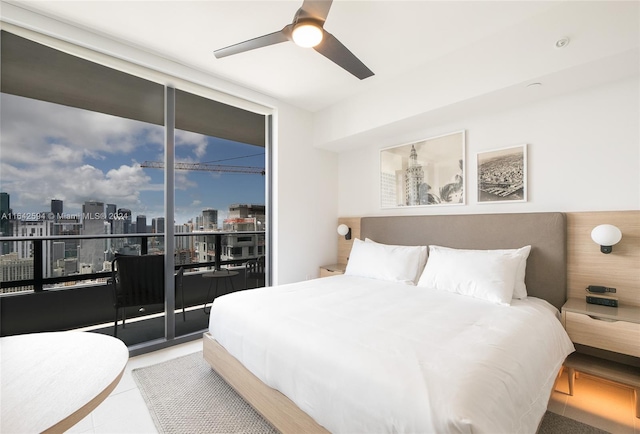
560 298 640 418
319 263 346 278
561 298 640 357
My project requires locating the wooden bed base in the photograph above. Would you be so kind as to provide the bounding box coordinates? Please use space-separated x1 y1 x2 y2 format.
203 332 329 434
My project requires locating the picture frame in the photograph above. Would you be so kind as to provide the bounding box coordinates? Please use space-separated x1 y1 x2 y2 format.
380 130 465 208
477 144 527 203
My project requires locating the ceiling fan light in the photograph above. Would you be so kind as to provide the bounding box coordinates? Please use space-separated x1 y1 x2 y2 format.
292 22 323 48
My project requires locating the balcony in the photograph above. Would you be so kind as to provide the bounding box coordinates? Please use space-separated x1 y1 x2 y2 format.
0 231 266 354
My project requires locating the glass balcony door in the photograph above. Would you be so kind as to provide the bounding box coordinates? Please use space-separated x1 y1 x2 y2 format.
0 31 270 352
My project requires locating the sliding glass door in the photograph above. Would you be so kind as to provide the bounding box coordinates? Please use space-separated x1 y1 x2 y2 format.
0 30 270 350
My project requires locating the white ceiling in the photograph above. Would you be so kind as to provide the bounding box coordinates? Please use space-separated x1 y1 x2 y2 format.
2 0 639 116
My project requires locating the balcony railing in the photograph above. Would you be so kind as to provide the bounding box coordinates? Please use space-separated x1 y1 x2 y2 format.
0 231 265 293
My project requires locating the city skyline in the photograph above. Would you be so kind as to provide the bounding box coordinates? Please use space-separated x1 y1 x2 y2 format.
0 193 265 232
0 93 266 225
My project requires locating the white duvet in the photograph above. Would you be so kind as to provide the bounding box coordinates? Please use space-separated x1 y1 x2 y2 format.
208 275 574 434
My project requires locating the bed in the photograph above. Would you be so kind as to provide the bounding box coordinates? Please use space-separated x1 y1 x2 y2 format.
203 212 575 433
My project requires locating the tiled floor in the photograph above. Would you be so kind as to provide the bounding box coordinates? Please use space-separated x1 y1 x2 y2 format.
68 338 203 433
71 340 638 433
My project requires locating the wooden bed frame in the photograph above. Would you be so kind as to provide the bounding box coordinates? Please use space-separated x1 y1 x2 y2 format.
203 212 568 433
203 332 328 433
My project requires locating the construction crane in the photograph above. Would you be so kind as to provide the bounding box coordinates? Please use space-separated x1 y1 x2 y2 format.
140 161 265 175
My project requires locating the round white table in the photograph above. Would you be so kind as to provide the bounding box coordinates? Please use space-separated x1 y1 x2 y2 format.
1 331 129 433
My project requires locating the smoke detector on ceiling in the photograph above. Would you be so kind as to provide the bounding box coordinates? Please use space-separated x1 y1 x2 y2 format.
555 37 570 49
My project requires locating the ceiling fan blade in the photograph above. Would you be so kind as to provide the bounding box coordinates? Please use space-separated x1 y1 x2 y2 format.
313 30 374 80
298 0 333 23
214 25 293 59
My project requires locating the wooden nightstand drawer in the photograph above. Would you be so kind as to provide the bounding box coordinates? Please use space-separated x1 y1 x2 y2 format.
319 268 343 278
565 311 640 357
319 263 346 278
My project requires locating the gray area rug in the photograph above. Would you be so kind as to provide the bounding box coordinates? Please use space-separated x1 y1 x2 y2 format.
537 411 609 434
133 351 609 434
133 351 277 434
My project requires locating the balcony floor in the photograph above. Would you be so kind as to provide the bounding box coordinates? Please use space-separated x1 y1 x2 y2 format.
79 305 211 347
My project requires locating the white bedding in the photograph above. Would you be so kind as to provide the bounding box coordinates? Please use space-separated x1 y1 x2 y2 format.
208 275 574 434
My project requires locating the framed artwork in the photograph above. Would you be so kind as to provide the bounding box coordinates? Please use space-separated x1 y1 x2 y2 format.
380 130 465 208
477 144 527 203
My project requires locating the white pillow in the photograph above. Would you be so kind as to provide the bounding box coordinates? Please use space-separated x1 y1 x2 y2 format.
345 238 427 285
496 245 531 299
364 238 428 283
416 245 523 305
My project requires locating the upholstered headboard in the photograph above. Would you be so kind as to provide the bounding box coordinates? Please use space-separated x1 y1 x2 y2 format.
360 213 567 310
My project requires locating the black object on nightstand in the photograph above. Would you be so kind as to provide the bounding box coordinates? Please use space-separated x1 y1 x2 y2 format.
586 294 619 307
585 285 618 307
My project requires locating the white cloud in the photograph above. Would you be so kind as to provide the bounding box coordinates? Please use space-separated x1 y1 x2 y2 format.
2 159 161 213
175 172 197 190
0 93 163 165
47 144 84 164
0 93 265 224
0 93 165 213
175 130 208 158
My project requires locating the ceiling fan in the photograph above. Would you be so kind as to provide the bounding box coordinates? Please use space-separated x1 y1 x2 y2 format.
214 0 374 80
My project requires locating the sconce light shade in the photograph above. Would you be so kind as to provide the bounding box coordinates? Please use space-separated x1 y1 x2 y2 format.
591 224 622 254
337 224 352 240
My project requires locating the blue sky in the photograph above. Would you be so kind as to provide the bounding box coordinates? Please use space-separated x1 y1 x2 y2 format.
0 93 265 225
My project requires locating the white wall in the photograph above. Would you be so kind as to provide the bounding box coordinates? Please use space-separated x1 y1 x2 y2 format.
272 104 339 284
337 77 639 217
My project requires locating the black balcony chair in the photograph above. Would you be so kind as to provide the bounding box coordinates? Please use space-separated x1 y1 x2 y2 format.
111 255 186 337
244 256 265 289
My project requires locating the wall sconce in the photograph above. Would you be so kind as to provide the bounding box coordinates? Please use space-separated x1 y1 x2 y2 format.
591 224 622 254
337 224 351 240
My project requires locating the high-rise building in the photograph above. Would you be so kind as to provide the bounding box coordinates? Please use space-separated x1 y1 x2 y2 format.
107 204 126 254
117 208 132 234
195 209 219 265
223 204 265 231
175 223 194 265
79 201 106 273
150 217 165 252
103 204 118 256
202 209 218 230
136 215 147 233
0 252 33 293
50 199 63 219
152 217 165 234
175 223 192 250
0 192 10 218
106 203 117 232
226 204 264 219
12 217 55 279
53 217 81 260
52 241 65 269
221 204 266 262
0 192 13 254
